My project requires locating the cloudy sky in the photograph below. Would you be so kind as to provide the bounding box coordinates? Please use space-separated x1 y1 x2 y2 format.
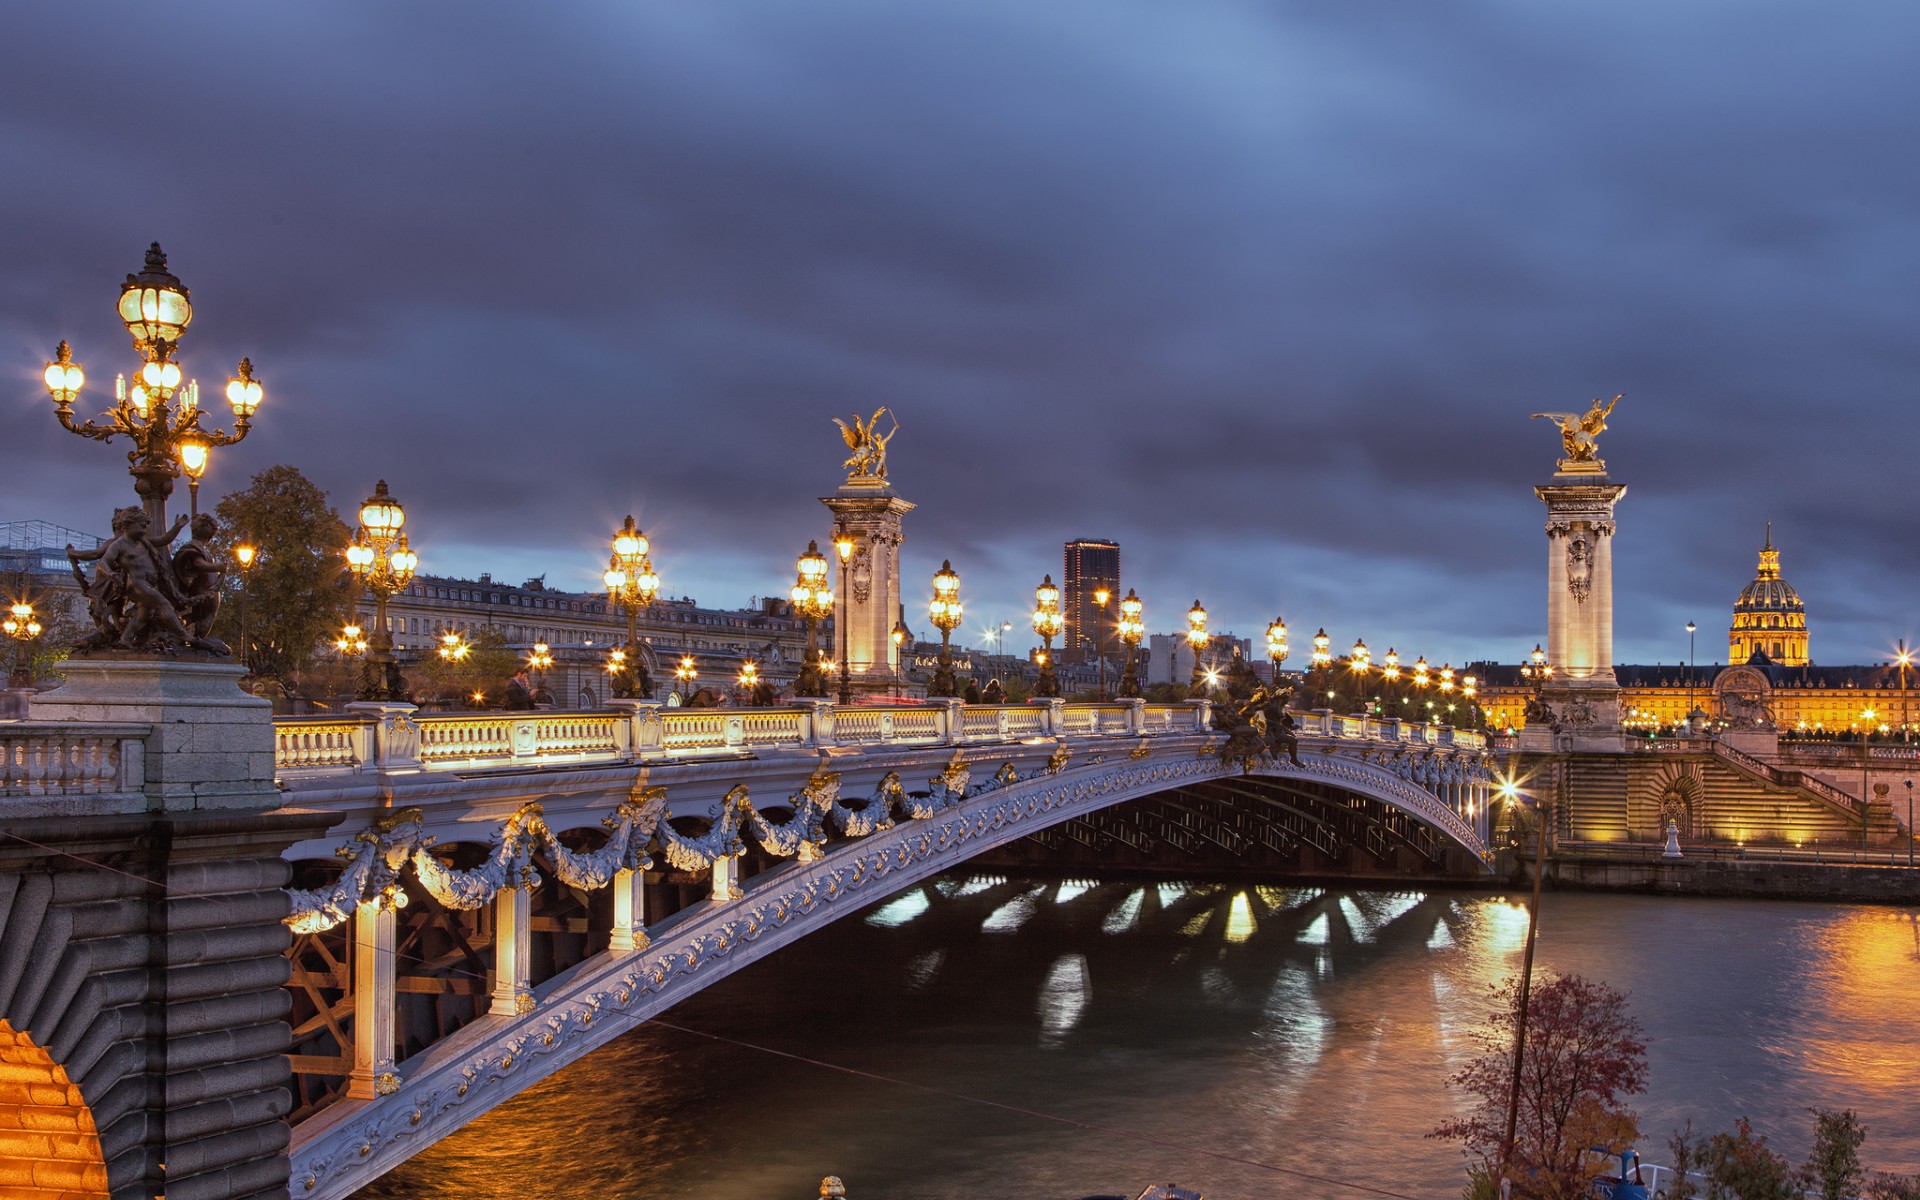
4 1 1916 669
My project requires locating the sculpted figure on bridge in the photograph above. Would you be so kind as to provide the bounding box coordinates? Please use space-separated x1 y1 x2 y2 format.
1530 394 1620 468
833 406 898 481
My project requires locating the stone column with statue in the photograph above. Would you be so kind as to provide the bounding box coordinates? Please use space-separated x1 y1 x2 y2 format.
820 409 916 697
1524 395 1628 751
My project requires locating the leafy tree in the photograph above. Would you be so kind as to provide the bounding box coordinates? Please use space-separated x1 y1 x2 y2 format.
1800 1109 1867 1200
211 465 353 682
1666 1122 1702 1200
1432 972 1647 1200
1700 1118 1793 1200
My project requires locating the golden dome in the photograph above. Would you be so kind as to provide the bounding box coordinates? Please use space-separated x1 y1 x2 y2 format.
1729 524 1807 666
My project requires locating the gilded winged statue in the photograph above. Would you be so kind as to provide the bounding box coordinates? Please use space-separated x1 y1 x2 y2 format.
1530 394 1620 464
833 407 898 480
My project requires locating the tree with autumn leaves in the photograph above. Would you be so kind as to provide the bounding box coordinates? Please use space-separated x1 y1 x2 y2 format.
1432 972 1648 1200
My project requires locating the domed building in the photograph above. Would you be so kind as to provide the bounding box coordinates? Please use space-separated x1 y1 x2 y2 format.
1728 525 1808 667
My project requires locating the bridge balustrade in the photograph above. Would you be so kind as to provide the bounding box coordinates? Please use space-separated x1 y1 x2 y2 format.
0 722 148 809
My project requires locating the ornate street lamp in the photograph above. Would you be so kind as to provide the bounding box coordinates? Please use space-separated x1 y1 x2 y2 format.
1116 589 1144 698
928 560 963 698
674 654 698 701
344 481 418 702
1186 599 1209 698
603 515 660 699
738 659 760 701
234 541 257 673
438 631 471 663
527 641 553 700
790 540 835 698
5 602 43 688
44 245 265 534
1265 617 1289 692
1032 574 1064 698
834 531 856 704
1413 655 1431 689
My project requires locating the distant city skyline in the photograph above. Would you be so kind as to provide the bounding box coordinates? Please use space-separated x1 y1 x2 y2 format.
4 3 1915 667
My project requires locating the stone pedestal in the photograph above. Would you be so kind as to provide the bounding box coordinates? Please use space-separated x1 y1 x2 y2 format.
5 654 335 1199
1536 467 1628 750
31 657 278 811
821 479 916 686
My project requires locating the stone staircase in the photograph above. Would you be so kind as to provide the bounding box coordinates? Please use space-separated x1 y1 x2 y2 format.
1535 739 1900 848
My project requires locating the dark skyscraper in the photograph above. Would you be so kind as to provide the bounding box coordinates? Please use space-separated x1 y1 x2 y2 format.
1063 539 1120 663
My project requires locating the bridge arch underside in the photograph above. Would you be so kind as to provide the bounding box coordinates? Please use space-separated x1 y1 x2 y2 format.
289 750 1489 1198
982 770 1491 879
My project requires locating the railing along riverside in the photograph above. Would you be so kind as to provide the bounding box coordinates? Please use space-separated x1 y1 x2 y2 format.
417 716 515 764
661 712 729 751
739 710 805 747
959 707 1003 738
0 722 147 800
886 708 941 742
1779 741 1920 764
831 708 884 742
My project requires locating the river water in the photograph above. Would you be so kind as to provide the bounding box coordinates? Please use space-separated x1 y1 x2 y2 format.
363 880 1920 1199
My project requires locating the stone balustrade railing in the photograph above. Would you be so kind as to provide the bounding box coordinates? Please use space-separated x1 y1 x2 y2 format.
0 722 150 814
271 699 1488 778
1297 708 1484 751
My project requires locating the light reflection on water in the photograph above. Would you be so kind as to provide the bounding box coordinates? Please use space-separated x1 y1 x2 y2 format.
363 885 1920 1200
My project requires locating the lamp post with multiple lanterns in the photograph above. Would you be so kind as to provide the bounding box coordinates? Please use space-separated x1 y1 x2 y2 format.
5 602 41 688
1186 599 1209 698
1265 617 1289 695
1032 575 1064 698
527 641 553 701
790 540 834 698
335 623 368 658
42 244 265 534
603 516 660 699
674 654 698 702
928 560 963 698
1310 628 1333 709
1116 589 1144 698
344 481 419 702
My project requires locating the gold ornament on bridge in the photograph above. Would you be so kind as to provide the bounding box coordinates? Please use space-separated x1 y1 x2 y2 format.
1530 394 1620 471
833 407 899 481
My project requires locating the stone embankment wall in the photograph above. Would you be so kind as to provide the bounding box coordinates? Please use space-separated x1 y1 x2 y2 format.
1527 853 1920 904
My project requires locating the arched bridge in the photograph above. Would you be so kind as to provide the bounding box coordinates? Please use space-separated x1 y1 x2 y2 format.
263 697 1494 1198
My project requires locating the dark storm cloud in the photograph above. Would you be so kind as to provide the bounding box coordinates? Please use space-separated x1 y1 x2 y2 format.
4 0 1917 667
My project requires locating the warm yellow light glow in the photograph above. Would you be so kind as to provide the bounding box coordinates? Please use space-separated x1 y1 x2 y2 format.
234 543 257 569
1093 587 1111 607
177 438 209 479
834 534 855 562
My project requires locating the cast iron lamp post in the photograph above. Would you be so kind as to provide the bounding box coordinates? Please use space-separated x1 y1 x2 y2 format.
790 540 834 698
603 515 660 699
335 623 368 658
1686 620 1698 723
674 654 698 701
1032 574 1064 698
833 531 856 703
1310 628 1333 708
1265 617 1289 694
344 481 418 702
1348 637 1371 714
738 659 760 702
233 541 257 672
1092 586 1113 699
528 641 553 700
1895 640 1912 744
43 244 265 532
928 560 963 698
1116 589 1144 698
1185 599 1209 698
5 602 42 688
